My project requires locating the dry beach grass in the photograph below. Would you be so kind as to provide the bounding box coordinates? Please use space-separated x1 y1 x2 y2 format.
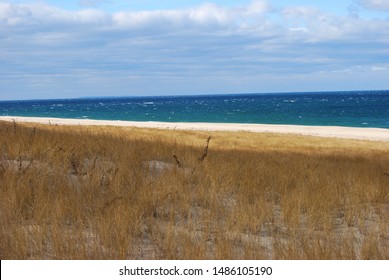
0 120 389 259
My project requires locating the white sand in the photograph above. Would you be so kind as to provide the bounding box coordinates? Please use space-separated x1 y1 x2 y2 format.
1 116 389 142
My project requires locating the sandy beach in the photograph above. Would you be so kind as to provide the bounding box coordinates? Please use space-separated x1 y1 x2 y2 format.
1 116 389 142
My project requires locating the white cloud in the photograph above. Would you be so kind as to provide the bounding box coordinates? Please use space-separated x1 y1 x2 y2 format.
0 2 109 27
371 65 388 71
0 1 388 99
2 1 386 41
110 8 226 30
245 0 270 15
282 5 389 42
288 27 308 32
358 0 389 11
110 3 243 31
0 1 273 31
187 3 230 26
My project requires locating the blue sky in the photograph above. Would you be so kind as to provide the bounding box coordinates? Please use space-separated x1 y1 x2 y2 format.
0 0 388 100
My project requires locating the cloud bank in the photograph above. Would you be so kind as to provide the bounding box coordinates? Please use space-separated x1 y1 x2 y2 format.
0 1 388 100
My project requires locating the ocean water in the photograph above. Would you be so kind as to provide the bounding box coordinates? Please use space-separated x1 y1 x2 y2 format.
1 91 389 128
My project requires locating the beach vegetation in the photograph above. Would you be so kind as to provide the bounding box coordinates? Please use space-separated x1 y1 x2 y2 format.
0 121 388 259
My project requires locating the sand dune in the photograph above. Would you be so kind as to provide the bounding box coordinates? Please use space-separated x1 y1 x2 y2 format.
1 116 388 142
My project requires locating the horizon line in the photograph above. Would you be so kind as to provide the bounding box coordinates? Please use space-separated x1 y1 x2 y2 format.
1 89 389 103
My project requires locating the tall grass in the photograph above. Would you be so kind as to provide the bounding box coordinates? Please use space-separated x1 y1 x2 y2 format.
0 120 388 259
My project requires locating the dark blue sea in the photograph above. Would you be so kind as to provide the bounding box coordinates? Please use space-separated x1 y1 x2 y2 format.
1 91 389 128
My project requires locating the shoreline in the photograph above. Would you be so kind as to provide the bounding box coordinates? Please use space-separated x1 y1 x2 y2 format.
1 116 389 142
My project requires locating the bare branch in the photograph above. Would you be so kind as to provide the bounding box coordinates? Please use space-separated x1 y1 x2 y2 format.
198 136 211 164
173 154 182 168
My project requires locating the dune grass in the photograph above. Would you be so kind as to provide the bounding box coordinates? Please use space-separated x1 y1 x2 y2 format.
0 120 388 259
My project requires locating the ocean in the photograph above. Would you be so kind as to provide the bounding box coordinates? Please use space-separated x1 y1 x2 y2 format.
1 91 389 128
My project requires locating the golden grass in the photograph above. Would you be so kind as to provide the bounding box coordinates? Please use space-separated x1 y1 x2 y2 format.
0 120 389 259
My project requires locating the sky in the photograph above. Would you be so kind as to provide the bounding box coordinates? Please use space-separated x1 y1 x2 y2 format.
0 0 388 100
